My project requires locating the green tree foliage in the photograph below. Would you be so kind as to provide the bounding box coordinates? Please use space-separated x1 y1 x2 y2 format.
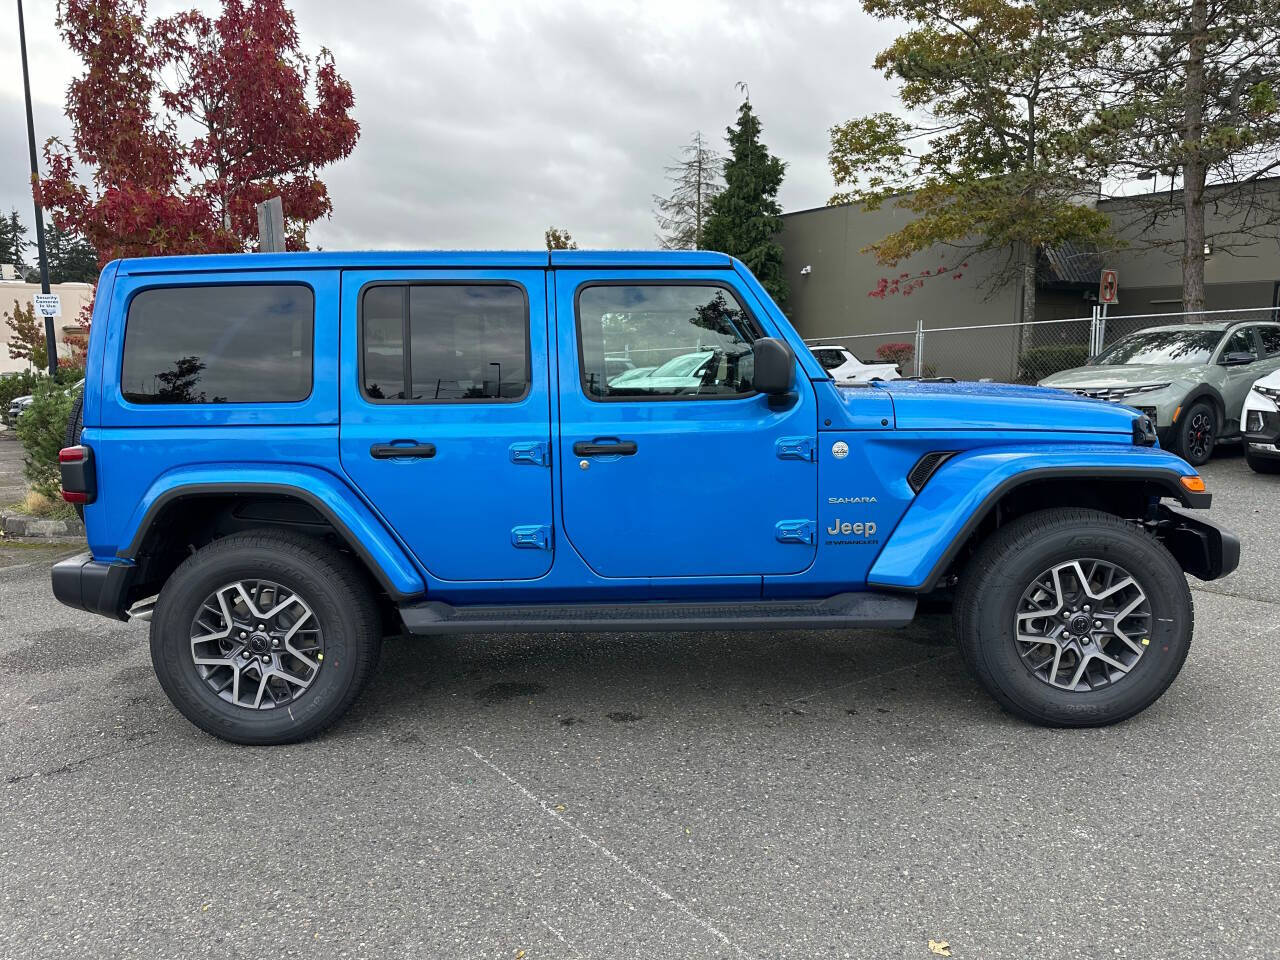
1080 0 1280 311
15 379 76 499
653 131 724 250
702 99 788 310
545 226 578 250
45 219 100 284
827 0 1111 324
0 210 30 274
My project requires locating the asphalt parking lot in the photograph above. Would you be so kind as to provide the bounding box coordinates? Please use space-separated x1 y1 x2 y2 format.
0 448 1276 960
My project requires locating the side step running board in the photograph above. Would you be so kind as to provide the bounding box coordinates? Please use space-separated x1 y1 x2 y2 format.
398 591 916 635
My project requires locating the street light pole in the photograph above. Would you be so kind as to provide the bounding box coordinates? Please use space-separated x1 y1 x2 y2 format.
17 0 58 376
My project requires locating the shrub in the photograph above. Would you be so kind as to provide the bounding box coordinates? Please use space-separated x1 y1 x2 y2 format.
15 379 76 499
0 369 43 416
876 341 914 367
1019 345 1088 383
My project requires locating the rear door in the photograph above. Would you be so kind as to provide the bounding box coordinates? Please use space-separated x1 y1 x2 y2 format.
339 269 554 581
553 269 818 579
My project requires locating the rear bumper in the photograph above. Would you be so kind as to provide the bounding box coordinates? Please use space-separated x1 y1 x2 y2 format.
1155 507 1240 582
50 552 136 621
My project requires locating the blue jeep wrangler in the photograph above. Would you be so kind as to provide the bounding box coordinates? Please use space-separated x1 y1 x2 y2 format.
52 250 1238 744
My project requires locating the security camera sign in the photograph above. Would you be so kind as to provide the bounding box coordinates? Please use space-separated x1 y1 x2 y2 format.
32 293 61 318
1099 269 1119 305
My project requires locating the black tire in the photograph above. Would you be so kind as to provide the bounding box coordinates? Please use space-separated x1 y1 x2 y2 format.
1175 400 1217 466
955 508 1192 727
1245 448 1280 474
64 386 84 449
149 529 382 745
64 388 85 519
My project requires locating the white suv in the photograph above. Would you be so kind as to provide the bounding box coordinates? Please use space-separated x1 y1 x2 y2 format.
1242 367 1280 474
808 345 901 382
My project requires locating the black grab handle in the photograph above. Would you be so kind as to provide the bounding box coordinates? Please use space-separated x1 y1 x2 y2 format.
573 440 638 456
370 442 437 460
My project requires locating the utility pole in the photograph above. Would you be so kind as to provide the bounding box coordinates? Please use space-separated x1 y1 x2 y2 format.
17 0 58 375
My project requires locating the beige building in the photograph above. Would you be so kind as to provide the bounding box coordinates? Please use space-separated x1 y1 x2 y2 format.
0 280 94 375
780 180 1280 380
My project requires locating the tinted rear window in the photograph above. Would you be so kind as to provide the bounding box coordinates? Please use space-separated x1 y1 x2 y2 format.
360 283 529 402
122 285 314 404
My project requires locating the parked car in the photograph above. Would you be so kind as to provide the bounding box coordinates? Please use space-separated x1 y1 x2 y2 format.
1241 367 1280 474
7 394 34 424
1038 319 1280 465
808 344 901 382
53 250 1237 744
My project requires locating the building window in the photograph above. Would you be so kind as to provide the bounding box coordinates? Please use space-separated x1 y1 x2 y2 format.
122 285 313 404
360 284 530 402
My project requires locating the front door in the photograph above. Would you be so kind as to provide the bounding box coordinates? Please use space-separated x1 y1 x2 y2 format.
339 269 554 581
553 270 818 579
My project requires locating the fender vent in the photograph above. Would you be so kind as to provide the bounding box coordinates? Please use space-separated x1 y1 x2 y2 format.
907 451 956 493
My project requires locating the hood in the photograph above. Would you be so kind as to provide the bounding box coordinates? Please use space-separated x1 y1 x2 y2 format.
857 379 1141 434
1039 363 1198 388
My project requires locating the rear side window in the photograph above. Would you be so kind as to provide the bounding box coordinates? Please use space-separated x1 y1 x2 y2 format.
576 284 761 400
360 284 529 402
122 285 313 404
1259 325 1280 357
812 349 846 370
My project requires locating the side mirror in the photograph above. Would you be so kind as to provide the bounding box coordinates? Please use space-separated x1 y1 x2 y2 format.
1221 351 1256 366
752 337 795 396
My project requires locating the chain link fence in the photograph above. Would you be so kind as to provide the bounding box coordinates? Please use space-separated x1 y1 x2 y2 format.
806 306 1280 385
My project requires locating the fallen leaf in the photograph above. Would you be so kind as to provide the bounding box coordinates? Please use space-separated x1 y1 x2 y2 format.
928 940 952 956
515 951 525 959
554 804 566 812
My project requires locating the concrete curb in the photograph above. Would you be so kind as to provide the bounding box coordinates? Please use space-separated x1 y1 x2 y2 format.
1 509 85 539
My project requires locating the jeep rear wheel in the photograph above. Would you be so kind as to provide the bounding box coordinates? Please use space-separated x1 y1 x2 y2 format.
955 508 1192 727
150 529 381 745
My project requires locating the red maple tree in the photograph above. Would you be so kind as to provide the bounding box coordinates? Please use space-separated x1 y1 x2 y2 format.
37 0 359 267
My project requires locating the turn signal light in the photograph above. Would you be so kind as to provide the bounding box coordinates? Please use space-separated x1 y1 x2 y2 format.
1180 475 1206 493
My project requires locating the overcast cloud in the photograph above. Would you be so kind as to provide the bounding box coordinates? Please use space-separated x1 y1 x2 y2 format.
1 0 899 252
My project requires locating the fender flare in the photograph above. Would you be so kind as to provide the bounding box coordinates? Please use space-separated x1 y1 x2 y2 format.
118 465 426 600
866 446 1206 592
1180 383 1228 427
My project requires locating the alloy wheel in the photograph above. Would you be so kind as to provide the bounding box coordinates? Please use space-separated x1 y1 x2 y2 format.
1186 410 1214 461
1014 559 1151 691
189 580 324 709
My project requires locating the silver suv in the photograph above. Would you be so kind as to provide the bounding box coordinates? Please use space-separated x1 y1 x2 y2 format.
1040 321 1280 465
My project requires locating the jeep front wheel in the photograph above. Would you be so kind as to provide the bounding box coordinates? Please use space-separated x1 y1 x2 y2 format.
955 508 1193 727
150 529 381 745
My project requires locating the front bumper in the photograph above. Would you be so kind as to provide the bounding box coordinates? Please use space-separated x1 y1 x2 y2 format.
1243 409 1280 459
51 552 136 621
1154 507 1240 582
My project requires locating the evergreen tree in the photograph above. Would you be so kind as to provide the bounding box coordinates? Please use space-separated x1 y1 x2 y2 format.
702 99 788 309
0 210 29 273
45 220 101 284
653 131 723 250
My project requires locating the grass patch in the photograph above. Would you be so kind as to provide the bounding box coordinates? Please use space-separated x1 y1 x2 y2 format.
5 489 79 522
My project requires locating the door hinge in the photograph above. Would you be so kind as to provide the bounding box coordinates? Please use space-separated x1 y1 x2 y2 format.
510 524 552 550
774 519 816 545
775 436 816 461
508 441 550 467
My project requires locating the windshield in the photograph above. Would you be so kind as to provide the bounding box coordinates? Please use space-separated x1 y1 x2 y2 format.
1093 329 1222 366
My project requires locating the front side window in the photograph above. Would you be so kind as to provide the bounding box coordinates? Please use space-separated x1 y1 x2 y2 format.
360 284 529 402
1220 328 1258 361
577 284 761 399
122 285 313 404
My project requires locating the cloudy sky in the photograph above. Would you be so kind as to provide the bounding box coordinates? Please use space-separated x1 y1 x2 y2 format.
1 0 900 252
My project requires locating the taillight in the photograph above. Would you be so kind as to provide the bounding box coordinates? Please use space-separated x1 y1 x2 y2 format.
59 445 96 505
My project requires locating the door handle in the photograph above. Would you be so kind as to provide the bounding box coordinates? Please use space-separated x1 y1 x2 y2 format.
370 441 437 460
573 439 638 456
